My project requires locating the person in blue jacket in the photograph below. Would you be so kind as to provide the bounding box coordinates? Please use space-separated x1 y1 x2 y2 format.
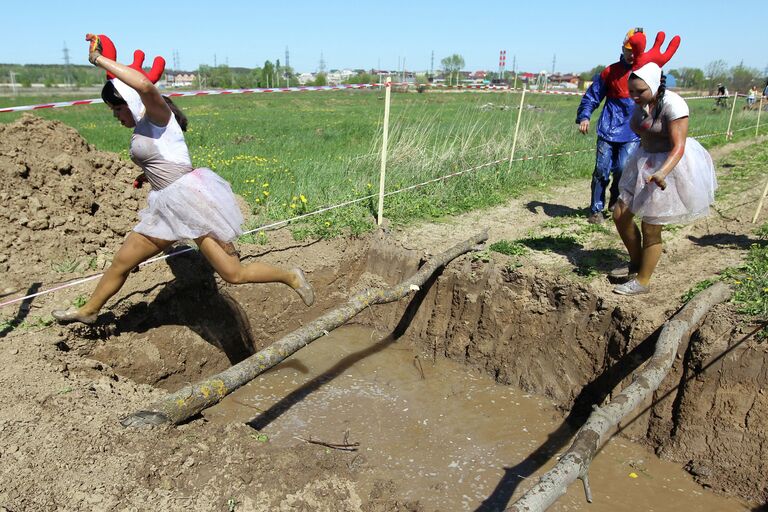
576 28 642 224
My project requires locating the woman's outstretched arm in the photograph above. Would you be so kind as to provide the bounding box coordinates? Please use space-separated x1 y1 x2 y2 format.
87 34 171 126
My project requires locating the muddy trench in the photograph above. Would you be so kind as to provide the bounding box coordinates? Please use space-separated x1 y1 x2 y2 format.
82 233 766 509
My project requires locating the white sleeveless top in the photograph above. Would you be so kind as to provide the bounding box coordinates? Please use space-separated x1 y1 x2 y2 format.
112 78 193 191
130 115 193 190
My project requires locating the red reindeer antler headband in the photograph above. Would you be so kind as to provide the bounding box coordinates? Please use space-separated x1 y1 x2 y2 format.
628 31 681 70
86 33 166 83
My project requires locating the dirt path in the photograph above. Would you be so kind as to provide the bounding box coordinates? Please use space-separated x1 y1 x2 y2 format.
392 136 766 324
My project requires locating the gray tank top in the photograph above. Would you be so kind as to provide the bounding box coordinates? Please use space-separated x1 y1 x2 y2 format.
130 115 193 190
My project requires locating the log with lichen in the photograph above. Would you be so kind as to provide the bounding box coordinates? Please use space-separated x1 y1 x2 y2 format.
507 281 731 511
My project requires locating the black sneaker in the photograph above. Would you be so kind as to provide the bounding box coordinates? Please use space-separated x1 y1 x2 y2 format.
608 263 640 280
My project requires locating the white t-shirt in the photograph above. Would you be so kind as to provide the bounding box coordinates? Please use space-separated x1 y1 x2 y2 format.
630 90 689 138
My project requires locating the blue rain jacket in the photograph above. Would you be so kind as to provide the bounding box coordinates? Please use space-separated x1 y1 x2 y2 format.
576 56 639 143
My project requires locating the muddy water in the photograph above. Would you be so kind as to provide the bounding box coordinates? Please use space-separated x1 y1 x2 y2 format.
205 326 749 511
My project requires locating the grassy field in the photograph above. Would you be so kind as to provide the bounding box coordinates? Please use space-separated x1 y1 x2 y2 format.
0 89 762 239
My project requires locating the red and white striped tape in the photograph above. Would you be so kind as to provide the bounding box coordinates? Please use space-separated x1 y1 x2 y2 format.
0 98 105 113
0 83 382 114
2 82 746 114
422 83 583 96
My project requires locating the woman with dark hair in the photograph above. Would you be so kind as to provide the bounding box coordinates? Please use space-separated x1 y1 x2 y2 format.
611 61 716 295
52 35 314 324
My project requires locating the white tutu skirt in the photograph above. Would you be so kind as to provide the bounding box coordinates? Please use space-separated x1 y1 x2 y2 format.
134 168 244 242
618 138 717 225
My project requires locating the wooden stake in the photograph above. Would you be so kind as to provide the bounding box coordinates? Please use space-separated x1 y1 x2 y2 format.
756 95 763 136
377 77 392 226
509 85 527 169
752 177 768 224
121 230 490 427
726 91 738 140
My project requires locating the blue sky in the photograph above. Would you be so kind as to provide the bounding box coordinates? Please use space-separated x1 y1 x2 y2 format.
2 1 764 75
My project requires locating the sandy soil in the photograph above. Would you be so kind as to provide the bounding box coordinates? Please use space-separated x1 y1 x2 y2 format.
0 114 766 511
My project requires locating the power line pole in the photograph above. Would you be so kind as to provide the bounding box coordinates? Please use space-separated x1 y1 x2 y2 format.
284 46 290 86
9 71 18 95
62 42 72 89
430 50 434 77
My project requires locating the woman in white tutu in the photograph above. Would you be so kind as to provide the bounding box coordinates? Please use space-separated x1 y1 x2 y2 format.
611 32 716 295
53 34 314 324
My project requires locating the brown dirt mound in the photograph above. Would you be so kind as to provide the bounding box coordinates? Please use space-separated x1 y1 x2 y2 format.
0 114 141 288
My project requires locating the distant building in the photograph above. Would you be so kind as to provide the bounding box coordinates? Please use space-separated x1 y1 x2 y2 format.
549 73 580 86
297 72 315 85
666 74 677 88
326 69 356 84
165 73 196 87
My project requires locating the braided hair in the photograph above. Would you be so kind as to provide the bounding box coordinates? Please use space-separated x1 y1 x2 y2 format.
653 73 667 122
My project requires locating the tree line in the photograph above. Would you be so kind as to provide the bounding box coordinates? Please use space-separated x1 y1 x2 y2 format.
1 58 765 92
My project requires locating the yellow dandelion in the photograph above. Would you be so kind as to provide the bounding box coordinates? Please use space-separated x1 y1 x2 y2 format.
292 196 298 201
263 182 269 188
290 203 297 209
263 191 270 197
300 194 307 203
734 280 742 284
255 198 260 203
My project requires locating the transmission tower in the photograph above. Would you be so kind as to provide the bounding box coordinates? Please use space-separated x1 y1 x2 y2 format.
430 50 434 76
285 46 290 71
62 42 72 88
319 51 326 74
552 54 556 76
172 50 180 71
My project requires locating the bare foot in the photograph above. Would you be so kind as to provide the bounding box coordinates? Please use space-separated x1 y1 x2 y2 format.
291 268 315 307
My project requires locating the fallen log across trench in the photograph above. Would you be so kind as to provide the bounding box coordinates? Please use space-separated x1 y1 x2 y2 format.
120 229 489 428
507 281 732 512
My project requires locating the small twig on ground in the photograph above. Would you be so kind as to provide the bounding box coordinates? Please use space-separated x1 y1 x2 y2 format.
413 355 425 379
294 435 360 451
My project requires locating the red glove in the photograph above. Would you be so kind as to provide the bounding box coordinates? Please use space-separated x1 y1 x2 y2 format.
85 33 117 78
85 33 165 83
133 174 148 189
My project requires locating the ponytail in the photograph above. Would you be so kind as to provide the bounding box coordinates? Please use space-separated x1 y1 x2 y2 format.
652 73 667 122
163 96 188 131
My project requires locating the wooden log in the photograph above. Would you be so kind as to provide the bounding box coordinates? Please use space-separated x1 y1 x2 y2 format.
121 230 489 428
507 281 731 512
